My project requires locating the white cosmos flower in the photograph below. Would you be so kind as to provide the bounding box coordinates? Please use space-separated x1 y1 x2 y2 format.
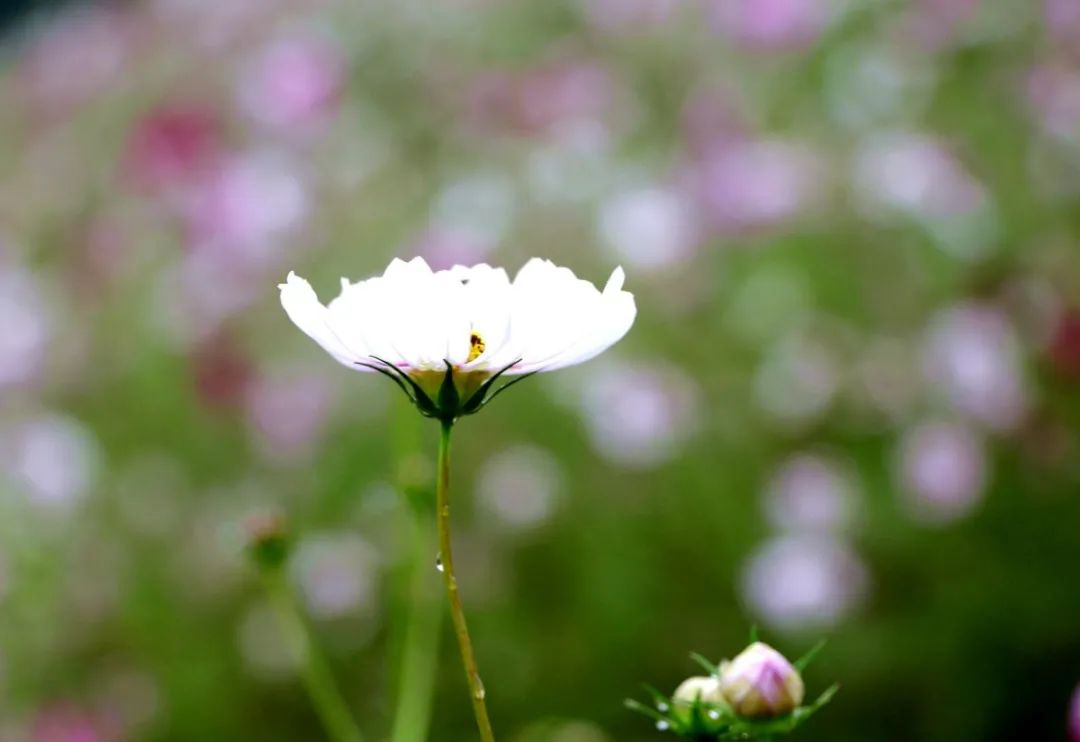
280 257 635 417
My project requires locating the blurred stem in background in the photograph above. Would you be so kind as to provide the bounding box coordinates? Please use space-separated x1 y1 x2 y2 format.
390 400 443 742
251 530 364 742
437 419 496 742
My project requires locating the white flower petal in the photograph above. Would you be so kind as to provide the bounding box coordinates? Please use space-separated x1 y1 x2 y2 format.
279 272 370 370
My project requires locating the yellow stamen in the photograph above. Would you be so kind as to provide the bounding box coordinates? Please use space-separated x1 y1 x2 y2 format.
467 332 485 363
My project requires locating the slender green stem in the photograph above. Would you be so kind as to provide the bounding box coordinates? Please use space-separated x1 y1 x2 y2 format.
436 419 496 742
390 507 443 742
390 396 443 742
262 567 364 742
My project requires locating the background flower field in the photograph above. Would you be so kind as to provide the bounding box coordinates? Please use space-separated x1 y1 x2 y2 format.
2 0 1080 740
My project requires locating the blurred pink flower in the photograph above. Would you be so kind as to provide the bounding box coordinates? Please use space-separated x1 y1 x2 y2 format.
1027 64 1080 145
688 139 822 234
409 228 495 271
0 268 51 394
680 85 748 159
180 151 309 266
901 0 981 51
236 35 346 137
1046 0 1080 42
741 535 868 632
923 303 1028 431
32 702 116 742
898 420 987 524
1069 683 1080 742
16 7 132 118
122 103 224 193
92 667 160 738
191 334 254 409
246 371 335 461
149 0 268 51
1048 309 1080 377
576 361 698 468
764 453 857 533
466 60 615 140
704 0 829 50
292 533 380 620
583 0 678 34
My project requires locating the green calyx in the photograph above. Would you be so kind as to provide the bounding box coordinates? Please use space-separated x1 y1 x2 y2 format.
357 357 537 423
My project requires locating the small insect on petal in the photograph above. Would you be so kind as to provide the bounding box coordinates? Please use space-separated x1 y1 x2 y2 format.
467 332 486 363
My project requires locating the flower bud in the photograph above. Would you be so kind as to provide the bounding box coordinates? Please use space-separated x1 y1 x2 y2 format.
244 511 291 570
671 675 722 723
718 642 804 718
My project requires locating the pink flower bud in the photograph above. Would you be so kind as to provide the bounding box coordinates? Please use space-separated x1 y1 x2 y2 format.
719 642 804 718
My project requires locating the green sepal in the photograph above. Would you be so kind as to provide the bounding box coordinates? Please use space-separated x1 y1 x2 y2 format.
437 361 460 416
459 359 520 415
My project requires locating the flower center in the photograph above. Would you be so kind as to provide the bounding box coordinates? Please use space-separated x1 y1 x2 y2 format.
466 332 485 363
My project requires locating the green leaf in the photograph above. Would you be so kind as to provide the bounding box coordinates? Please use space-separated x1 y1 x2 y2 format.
794 638 827 672
690 651 720 676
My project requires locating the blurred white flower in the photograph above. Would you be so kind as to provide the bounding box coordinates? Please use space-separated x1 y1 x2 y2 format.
741 535 868 631
3 414 100 510
477 445 563 530
824 42 936 131
576 360 698 468
292 533 380 620
0 268 51 394
236 34 345 136
923 303 1028 431
430 172 517 250
280 257 636 415
897 420 987 524
597 186 699 271
764 453 857 533
525 133 615 205
852 132 997 260
854 132 982 218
